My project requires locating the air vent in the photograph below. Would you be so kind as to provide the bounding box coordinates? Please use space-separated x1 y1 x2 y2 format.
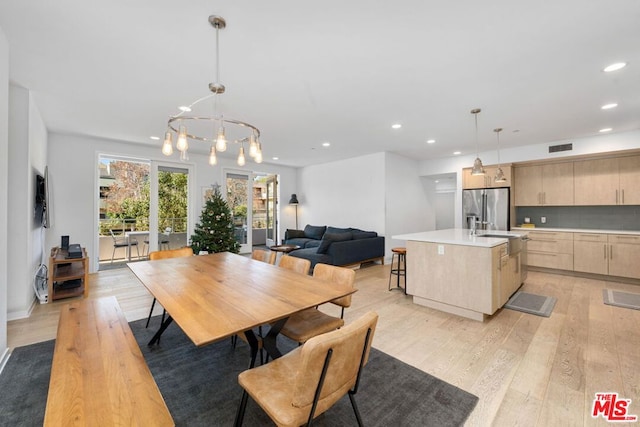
549 143 573 153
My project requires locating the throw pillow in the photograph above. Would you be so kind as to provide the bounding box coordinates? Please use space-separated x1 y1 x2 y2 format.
304 224 327 240
325 226 352 235
317 232 353 254
285 229 305 239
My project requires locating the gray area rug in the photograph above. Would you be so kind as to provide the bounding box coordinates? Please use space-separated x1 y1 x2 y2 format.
0 317 478 426
603 289 640 310
504 291 557 317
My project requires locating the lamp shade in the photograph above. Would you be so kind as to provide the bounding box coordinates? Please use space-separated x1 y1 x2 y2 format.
289 194 299 205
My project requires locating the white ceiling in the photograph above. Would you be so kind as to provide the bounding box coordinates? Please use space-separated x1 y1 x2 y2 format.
1 1 639 167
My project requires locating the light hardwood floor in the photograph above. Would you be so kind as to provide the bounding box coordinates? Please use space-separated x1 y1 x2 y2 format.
7 263 640 426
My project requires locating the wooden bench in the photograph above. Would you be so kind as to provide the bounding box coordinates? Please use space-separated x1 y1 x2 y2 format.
44 296 174 426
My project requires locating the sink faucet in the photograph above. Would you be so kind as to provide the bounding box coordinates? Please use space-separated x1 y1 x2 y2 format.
469 216 478 235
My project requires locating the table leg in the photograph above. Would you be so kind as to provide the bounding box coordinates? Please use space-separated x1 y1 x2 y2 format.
262 317 288 360
148 315 173 346
243 329 260 369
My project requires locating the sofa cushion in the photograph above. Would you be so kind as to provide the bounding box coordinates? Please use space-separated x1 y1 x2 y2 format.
352 231 378 240
325 226 352 235
303 225 327 240
317 232 353 254
285 229 306 239
288 248 332 269
285 237 316 248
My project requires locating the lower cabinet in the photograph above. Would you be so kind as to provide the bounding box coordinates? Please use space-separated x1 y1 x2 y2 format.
608 234 640 279
574 233 608 275
499 251 521 306
526 231 574 270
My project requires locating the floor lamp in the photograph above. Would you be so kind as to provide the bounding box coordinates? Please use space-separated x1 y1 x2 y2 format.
289 194 299 230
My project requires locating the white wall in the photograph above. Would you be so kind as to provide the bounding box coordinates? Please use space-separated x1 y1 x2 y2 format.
384 152 432 254
0 26 10 365
298 153 386 233
47 133 298 272
7 84 47 320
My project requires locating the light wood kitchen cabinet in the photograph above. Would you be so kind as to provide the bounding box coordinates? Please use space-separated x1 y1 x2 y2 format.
526 231 574 270
499 250 521 306
573 233 608 275
463 165 512 189
514 162 574 206
574 155 640 205
608 234 640 279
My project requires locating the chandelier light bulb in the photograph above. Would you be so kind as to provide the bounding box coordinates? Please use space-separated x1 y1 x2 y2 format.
215 125 227 152
249 134 258 158
255 142 263 163
237 146 246 166
208 145 217 165
161 132 173 156
179 149 189 161
176 125 188 152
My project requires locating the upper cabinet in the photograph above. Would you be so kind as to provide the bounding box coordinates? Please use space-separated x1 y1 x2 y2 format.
574 156 640 205
514 162 574 206
462 165 512 189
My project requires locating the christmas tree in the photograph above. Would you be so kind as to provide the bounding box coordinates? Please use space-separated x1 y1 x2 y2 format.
190 187 240 254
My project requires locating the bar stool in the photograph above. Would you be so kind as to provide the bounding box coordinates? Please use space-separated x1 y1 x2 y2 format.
388 247 407 294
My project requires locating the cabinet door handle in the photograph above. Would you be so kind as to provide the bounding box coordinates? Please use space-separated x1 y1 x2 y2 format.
610 244 613 259
622 189 625 204
616 189 619 205
604 244 607 259
543 192 546 205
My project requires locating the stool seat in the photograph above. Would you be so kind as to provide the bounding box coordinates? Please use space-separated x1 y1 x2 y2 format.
389 247 407 294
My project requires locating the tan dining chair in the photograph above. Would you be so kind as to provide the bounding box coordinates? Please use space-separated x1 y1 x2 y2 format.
251 248 276 264
279 263 356 345
145 246 194 328
278 254 311 275
235 311 379 427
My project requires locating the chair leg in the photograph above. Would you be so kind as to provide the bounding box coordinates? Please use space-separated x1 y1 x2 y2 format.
348 392 364 427
234 390 249 427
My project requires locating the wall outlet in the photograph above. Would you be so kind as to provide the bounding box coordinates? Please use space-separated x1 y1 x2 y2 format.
438 245 445 255
541 216 546 224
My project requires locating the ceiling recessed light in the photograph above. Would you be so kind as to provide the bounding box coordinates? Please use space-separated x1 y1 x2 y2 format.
322 142 331 147
453 151 461 155
150 136 160 140
272 157 279 160
434 180 439 183
599 128 613 133
426 139 436 144
178 105 192 112
391 123 402 129
601 103 618 110
603 62 627 72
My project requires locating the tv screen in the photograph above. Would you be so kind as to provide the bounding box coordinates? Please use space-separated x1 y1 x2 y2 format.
35 168 49 228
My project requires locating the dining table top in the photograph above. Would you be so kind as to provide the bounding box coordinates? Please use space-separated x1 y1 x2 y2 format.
127 251 356 347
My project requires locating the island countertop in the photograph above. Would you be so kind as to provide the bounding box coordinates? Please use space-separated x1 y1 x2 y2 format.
392 228 528 248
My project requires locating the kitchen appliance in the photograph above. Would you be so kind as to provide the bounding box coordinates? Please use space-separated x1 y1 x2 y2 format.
462 187 510 231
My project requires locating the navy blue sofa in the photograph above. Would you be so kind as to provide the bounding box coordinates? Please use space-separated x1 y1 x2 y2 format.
284 225 385 269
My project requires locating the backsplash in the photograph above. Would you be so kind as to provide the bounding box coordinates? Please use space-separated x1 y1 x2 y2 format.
515 206 640 231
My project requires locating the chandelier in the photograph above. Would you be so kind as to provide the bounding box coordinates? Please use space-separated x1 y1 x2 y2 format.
161 15 262 166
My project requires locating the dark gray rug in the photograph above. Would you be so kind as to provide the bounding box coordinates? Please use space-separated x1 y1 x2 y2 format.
504 291 557 317
603 289 640 310
0 317 478 426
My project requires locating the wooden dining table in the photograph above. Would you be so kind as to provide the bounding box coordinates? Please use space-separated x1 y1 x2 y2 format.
127 252 356 365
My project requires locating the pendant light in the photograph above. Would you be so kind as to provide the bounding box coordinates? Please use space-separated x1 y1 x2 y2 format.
470 108 485 175
493 128 507 183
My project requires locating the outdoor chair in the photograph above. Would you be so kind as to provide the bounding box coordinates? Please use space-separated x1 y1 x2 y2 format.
109 229 140 264
145 247 194 328
235 311 379 426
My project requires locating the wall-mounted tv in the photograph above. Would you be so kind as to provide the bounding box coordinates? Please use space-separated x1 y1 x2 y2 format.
35 166 49 228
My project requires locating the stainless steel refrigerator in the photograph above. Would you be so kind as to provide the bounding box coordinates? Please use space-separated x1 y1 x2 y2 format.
462 188 510 231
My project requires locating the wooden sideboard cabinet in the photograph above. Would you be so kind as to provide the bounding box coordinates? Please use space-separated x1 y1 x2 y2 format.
48 246 89 303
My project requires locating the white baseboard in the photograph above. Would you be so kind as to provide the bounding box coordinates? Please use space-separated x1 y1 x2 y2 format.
7 296 36 321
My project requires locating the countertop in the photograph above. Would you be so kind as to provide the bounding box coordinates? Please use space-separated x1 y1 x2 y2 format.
512 227 640 236
392 228 528 248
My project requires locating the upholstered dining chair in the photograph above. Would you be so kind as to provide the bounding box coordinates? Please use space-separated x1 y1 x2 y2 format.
251 248 276 264
278 254 311 275
235 311 379 427
279 263 356 345
145 246 194 328
109 229 140 264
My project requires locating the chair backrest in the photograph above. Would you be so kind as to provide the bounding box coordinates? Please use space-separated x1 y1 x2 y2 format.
312 263 356 308
291 311 378 410
251 249 276 265
148 246 193 261
110 229 124 243
278 255 311 275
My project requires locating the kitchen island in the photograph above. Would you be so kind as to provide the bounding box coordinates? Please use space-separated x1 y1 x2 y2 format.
392 229 527 321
